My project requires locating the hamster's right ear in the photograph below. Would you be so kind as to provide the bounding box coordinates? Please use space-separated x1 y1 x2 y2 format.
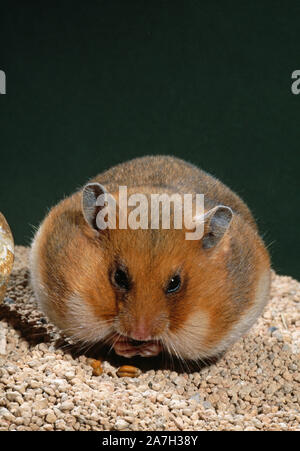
82 182 107 230
202 205 233 249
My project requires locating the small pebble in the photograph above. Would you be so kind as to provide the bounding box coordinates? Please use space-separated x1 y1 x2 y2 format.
114 418 129 430
3 297 15 305
268 326 278 334
0 324 7 355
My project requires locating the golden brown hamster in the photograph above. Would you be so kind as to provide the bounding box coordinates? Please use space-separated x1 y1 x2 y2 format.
30 156 270 361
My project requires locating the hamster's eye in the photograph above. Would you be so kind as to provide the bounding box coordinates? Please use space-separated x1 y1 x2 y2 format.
166 274 181 294
113 268 130 291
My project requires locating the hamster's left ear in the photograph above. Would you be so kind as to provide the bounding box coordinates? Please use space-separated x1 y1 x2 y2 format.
202 205 233 249
82 182 108 230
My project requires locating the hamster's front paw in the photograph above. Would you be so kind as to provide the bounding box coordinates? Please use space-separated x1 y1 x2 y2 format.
113 336 162 358
138 342 162 357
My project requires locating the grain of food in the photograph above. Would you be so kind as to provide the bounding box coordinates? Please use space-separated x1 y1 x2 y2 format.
88 359 103 377
116 365 142 378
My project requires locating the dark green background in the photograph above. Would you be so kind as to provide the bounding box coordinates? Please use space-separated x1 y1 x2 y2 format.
0 1 299 279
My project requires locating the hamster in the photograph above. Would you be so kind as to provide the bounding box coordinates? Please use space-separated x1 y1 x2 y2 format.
30 155 270 361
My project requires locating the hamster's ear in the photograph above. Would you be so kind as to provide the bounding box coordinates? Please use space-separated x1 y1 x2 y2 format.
82 182 107 230
202 205 233 249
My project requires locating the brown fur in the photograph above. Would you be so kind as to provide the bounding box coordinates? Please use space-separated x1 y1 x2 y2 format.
30 155 270 361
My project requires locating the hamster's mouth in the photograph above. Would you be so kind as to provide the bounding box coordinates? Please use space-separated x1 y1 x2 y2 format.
113 335 163 358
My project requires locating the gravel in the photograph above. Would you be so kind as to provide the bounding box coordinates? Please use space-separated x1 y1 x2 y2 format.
0 246 299 431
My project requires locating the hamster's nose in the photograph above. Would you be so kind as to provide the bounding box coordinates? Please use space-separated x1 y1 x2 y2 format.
129 320 152 341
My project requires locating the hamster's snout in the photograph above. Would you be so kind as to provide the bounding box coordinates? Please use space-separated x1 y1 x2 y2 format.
117 311 169 341
128 319 153 342
113 314 168 358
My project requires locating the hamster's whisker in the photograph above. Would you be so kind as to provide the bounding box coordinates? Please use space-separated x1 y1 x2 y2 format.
164 329 205 372
164 334 184 365
78 340 98 355
168 340 188 372
65 318 115 332
61 320 115 346
105 331 122 353
160 337 175 371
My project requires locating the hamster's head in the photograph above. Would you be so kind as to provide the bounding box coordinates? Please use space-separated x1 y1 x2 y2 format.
39 182 269 363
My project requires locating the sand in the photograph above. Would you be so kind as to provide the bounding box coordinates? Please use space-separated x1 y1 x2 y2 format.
0 246 299 431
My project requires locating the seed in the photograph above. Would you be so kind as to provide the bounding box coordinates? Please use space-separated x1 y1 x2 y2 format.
89 359 103 376
116 365 141 378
